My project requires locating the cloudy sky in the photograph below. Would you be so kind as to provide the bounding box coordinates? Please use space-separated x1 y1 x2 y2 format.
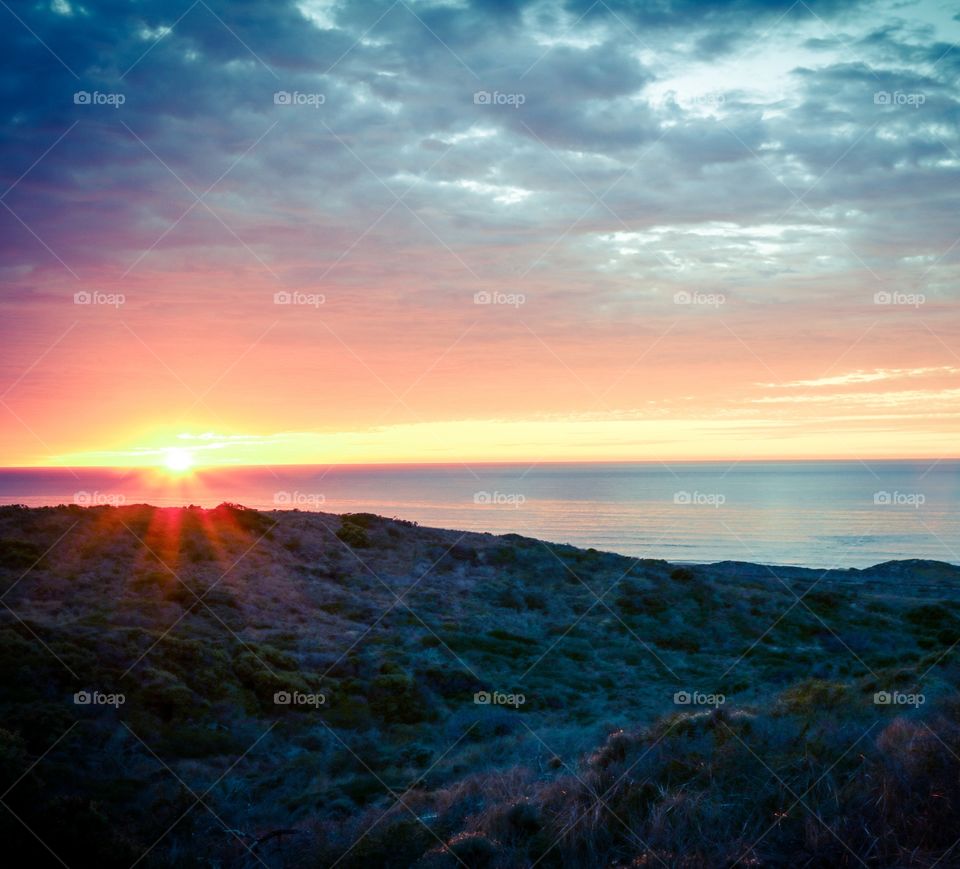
1 0 958 466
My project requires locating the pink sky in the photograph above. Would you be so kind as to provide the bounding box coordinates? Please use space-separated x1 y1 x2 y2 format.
1 0 958 467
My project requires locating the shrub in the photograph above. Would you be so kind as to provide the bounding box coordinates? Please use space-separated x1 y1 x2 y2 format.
616 585 667 616
493 800 541 840
906 603 956 630
156 723 243 758
654 633 700 652
337 521 370 548
487 546 518 567
804 589 842 612
776 679 851 715
421 667 479 700
341 512 379 529
446 832 499 867
0 539 43 570
232 648 311 705
368 673 432 724
212 503 274 534
495 584 525 609
139 671 197 721
326 814 433 867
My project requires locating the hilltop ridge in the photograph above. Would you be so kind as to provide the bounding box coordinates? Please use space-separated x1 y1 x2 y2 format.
2 503 960 867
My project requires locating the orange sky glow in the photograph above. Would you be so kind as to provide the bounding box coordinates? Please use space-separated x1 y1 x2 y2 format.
2 0 958 468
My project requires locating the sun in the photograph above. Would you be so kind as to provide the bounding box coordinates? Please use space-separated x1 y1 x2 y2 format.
163 448 194 473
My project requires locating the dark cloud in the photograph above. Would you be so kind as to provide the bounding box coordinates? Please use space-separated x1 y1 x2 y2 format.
564 0 867 29
0 0 957 313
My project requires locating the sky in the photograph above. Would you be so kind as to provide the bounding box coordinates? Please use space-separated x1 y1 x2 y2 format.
0 0 958 467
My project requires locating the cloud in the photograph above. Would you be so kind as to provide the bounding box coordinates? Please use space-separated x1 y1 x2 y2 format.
1 0 958 462
751 387 960 406
762 366 959 388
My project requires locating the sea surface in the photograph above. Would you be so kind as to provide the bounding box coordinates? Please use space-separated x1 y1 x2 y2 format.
0 461 957 568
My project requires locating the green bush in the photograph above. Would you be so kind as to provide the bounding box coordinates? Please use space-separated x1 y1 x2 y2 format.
776 679 851 715
341 512 379 529
0 539 43 570
139 670 198 721
906 603 956 630
337 521 370 548
368 673 432 724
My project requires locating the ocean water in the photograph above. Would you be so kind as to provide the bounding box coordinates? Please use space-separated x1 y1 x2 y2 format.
0 461 957 568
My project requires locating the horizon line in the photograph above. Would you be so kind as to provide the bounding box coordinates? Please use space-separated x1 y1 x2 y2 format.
1 456 957 471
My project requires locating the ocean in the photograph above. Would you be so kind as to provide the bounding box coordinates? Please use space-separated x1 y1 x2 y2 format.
0 460 956 568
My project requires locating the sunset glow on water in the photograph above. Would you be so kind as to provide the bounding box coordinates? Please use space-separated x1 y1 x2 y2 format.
2 460 956 567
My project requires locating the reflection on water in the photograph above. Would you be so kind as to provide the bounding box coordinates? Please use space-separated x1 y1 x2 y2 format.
0 461 957 568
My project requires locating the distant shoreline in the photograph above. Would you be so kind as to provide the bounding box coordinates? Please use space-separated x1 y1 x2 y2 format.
3 501 959 574
2 461 957 568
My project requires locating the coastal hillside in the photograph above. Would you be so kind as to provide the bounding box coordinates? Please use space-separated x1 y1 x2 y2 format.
1 503 959 867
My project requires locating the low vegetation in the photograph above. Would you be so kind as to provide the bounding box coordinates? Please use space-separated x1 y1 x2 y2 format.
0 503 959 866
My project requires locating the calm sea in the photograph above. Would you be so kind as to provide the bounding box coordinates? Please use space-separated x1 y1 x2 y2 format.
0 461 957 568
